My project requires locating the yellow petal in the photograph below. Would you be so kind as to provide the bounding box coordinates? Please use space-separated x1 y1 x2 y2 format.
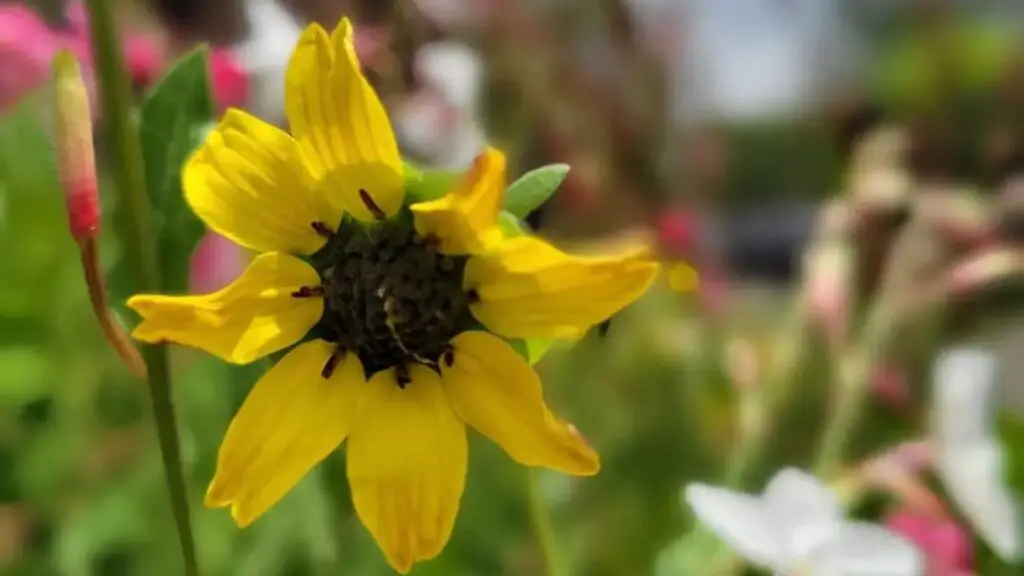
442 331 599 475
284 20 403 220
410 147 506 255
347 365 467 574
666 262 699 293
127 252 322 364
182 108 337 254
206 341 366 527
464 236 660 338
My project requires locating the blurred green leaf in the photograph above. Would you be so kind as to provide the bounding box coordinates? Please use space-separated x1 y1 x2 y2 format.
503 164 569 219
0 347 54 406
997 412 1024 499
497 211 528 238
138 48 214 292
403 162 461 203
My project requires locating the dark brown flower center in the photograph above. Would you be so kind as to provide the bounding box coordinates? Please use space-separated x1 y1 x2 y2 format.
301 215 476 381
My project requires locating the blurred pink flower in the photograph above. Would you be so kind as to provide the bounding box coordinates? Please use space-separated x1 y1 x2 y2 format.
208 49 249 111
655 209 695 257
0 5 64 111
886 509 974 576
189 232 247 294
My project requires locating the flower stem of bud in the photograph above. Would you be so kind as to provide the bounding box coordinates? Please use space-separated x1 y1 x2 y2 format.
53 50 147 379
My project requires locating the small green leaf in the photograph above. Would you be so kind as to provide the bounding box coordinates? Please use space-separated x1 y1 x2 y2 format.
138 48 215 292
497 211 528 237
404 161 461 203
503 164 570 218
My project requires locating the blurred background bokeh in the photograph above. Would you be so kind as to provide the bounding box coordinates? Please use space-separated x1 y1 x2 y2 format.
4 0 1024 574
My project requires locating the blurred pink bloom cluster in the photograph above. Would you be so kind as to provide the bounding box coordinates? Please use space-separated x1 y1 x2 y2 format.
0 1 248 114
1 2 248 293
859 442 975 576
886 510 974 576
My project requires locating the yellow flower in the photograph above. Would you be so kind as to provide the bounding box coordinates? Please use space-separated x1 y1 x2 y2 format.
127 19 659 574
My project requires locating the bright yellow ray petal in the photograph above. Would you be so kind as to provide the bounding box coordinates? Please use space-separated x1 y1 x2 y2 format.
205 341 366 527
410 147 506 255
347 365 467 574
464 236 660 338
284 20 403 221
127 252 322 364
442 331 599 475
182 109 337 254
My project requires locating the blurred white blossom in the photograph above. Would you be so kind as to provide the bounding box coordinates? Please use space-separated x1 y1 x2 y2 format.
931 347 1023 562
394 42 486 170
233 0 302 126
684 468 923 575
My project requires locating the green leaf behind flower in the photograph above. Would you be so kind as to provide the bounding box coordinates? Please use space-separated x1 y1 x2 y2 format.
138 48 214 292
402 161 461 203
502 164 570 219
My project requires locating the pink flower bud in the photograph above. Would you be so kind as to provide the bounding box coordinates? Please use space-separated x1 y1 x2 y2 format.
52 50 99 240
804 241 853 348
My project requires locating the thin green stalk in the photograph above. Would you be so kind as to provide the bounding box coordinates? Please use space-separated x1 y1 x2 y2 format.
525 469 567 576
723 297 809 486
84 1 198 574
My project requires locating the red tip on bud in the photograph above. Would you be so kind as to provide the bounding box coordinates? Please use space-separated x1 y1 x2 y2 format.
52 50 99 240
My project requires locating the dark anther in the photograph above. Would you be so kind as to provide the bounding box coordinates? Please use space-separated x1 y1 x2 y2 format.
442 345 455 368
423 234 441 247
311 221 334 237
466 288 480 303
359 189 387 220
321 349 343 379
396 364 411 388
291 286 325 298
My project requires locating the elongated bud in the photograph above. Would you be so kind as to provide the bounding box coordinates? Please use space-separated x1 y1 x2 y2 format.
52 50 99 240
944 247 1024 298
50 50 146 379
804 240 853 349
919 186 995 247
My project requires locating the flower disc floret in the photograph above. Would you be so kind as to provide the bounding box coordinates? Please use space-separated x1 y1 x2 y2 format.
306 216 475 379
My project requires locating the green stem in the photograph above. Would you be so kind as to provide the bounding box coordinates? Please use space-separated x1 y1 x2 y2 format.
722 298 809 487
85 1 198 574
525 469 567 576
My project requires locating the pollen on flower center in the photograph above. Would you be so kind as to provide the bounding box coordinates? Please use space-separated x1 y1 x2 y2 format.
303 216 476 380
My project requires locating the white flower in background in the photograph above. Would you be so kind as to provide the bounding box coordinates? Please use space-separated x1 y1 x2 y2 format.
931 347 1023 561
394 41 486 171
412 0 495 30
232 0 302 126
684 468 923 575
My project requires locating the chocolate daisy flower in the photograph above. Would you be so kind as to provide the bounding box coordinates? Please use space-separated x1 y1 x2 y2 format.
127 19 659 573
